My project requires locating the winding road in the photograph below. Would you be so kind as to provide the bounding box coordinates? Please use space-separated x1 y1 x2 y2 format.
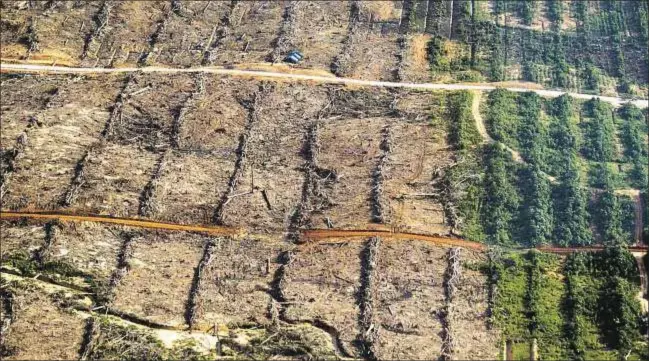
1 62 647 109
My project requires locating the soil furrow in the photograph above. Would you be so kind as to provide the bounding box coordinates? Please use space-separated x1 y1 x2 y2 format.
371 125 391 223
78 317 98 360
2 63 647 109
2 211 648 255
267 1 299 63
331 0 362 76
138 150 168 217
358 236 380 361
33 220 61 266
184 238 217 330
0 133 28 201
212 85 270 225
81 0 113 59
201 0 238 65
137 3 174 67
439 247 461 360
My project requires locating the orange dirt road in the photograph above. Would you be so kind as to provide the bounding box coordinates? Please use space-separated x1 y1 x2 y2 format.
2 211 647 254
0 211 240 236
301 228 487 250
1 210 485 249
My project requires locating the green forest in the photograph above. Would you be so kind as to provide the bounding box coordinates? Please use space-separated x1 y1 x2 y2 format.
426 0 648 97
442 89 647 248
485 248 647 360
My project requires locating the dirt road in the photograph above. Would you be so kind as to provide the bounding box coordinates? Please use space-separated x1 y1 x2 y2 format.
1 62 647 108
2 210 647 254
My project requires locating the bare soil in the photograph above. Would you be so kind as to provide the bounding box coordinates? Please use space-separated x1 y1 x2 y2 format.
2 287 85 360
384 120 452 235
112 231 205 327
398 34 433 83
177 77 253 152
293 1 350 71
109 73 195 149
374 239 446 360
316 117 386 229
2 76 123 210
222 84 328 232
47 221 123 281
196 237 286 328
152 1 232 67
90 2 166 67
284 240 364 358
209 1 285 66
451 249 500 360
0 219 46 260
0 76 68 147
154 151 234 225
74 143 158 217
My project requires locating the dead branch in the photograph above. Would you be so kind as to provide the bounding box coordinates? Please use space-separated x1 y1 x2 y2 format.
97 232 137 306
81 0 113 59
267 1 299 63
213 84 271 224
440 247 461 360
0 288 15 354
32 220 62 266
78 317 99 360
137 4 173 66
185 238 218 330
331 0 362 76
202 0 237 65
358 237 380 361
138 150 168 217
371 125 391 223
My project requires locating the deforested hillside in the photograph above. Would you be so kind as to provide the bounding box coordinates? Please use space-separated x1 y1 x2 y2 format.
1 1 647 96
1 1 648 360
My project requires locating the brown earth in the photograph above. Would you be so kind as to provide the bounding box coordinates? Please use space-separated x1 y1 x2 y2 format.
112 231 205 327
1 285 86 360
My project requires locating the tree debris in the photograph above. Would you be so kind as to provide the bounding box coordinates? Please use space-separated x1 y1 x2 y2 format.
185 238 218 330
358 237 380 361
213 84 271 225
440 247 461 360
268 1 298 63
371 125 391 223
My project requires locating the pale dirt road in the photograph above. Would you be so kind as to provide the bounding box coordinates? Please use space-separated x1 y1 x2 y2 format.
1 62 647 108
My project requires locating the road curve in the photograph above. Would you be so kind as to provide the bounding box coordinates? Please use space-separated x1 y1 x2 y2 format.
1 62 647 108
